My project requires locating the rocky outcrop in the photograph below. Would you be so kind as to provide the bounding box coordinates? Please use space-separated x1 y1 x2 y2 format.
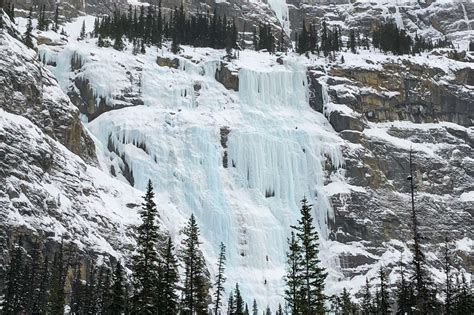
216 63 239 91
326 60 473 127
156 56 179 69
0 26 96 163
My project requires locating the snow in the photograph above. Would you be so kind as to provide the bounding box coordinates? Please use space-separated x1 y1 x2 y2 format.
9 5 473 308
460 191 474 202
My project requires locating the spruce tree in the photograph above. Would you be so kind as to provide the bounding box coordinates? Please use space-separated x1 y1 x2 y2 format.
252 298 258 315
340 288 356 314
284 231 303 314
161 236 180 314
79 20 86 39
48 242 66 314
110 261 126 314
349 29 356 54
228 290 235 314
297 20 309 54
132 179 161 313
180 214 210 314
23 7 34 49
214 242 227 315
53 5 59 31
377 267 390 314
361 277 373 314
407 149 437 313
452 273 473 314
84 262 98 314
443 237 454 315
234 283 244 315
291 197 327 314
70 262 86 314
396 256 414 315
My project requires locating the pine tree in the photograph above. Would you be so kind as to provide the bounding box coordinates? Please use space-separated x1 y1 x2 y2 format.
181 214 210 314
377 267 390 314
291 197 327 314
297 20 309 54
407 149 437 313
161 236 180 314
110 261 126 314
284 231 303 314
277 303 283 315
234 283 244 315
53 5 59 31
48 242 66 314
70 262 86 314
252 299 258 315
79 20 86 39
84 262 98 315
23 7 34 49
340 288 356 314
443 236 454 315
452 273 473 313
228 290 235 315
396 256 414 314
214 242 227 315
349 29 356 54
361 278 373 314
96 265 112 313
132 179 161 313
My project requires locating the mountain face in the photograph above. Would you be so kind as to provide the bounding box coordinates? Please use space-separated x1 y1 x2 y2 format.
1 0 473 308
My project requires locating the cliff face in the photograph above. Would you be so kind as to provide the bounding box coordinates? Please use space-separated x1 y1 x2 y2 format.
0 0 473 306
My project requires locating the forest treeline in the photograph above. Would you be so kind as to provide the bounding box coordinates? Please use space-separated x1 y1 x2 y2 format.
1 0 465 58
1 180 473 314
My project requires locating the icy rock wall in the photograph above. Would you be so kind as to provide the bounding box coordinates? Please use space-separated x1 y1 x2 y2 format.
87 52 344 308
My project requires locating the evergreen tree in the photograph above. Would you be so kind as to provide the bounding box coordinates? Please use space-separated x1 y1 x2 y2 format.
452 273 473 313
110 261 126 314
97 265 112 313
252 299 258 315
291 197 327 314
321 21 329 57
161 236 180 314
23 7 34 49
181 214 210 314
79 20 86 39
407 149 437 313
377 267 390 314
48 242 66 314
84 262 98 314
234 283 245 315
228 291 236 315
70 262 86 314
53 5 59 31
214 242 227 315
284 231 303 314
349 29 356 54
443 236 454 315
297 20 309 54
340 288 357 314
277 303 283 315
395 256 414 315
361 278 373 314
132 180 161 313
